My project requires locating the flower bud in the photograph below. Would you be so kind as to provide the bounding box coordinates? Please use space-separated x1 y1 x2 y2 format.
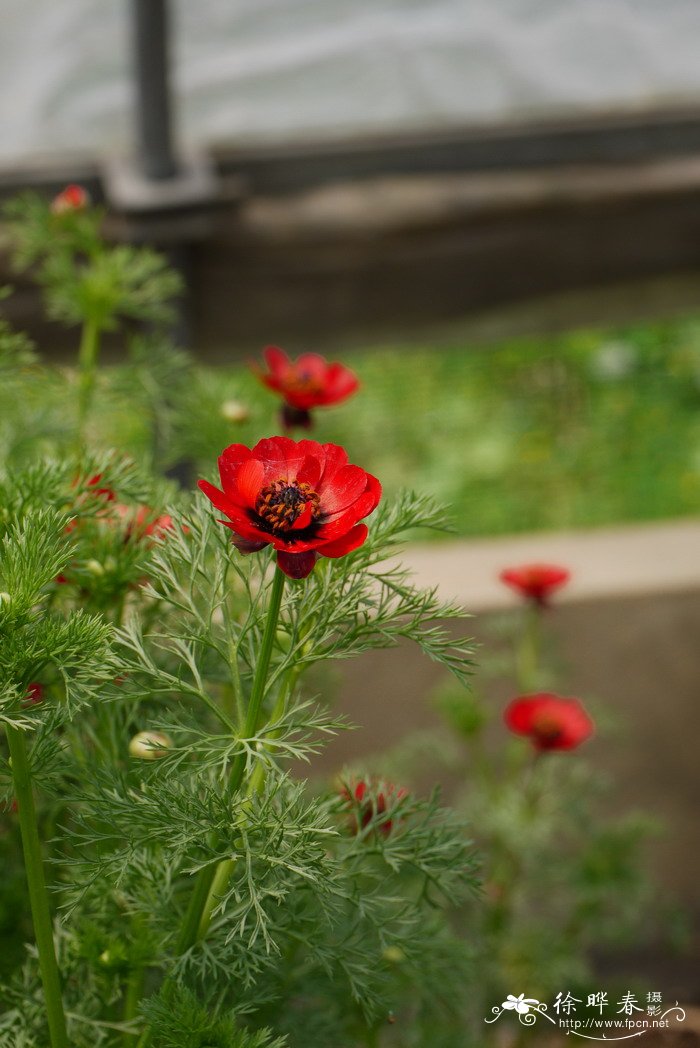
51 184 90 214
23 683 44 707
0 592 11 605
382 946 405 965
86 559 104 576
128 731 172 760
220 399 250 424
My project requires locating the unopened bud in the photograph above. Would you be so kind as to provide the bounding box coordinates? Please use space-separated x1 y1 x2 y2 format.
86 559 104 576
51 184 90 214
220 399 250 424
128 731 172 760
0 592 11 605
382 946 405 965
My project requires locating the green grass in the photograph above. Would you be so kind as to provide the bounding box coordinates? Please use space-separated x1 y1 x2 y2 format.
10 314 700 540
177 317 700 538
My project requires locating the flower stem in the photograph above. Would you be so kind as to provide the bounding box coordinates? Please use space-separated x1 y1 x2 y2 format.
135 568 287 1048
6 725 68 1048
122 967 145 1046
196 567 286 938
516 603 541 693
76 315 102 446
235 566 286 779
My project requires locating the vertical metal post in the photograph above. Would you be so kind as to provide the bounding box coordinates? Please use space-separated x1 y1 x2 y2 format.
132 0 178 180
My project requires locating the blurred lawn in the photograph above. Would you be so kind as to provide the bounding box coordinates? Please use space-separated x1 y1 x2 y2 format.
176 318 700 538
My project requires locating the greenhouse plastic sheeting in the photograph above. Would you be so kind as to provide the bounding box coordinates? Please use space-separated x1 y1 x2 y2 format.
2 0 700 162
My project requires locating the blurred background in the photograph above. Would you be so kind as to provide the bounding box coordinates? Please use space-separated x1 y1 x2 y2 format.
1 0 699 1018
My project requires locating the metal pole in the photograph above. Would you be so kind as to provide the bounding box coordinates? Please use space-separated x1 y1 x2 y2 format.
132 0 178 180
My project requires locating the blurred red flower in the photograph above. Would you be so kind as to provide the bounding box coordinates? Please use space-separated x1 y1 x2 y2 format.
23 683 44 707
504 693 593 751
341 777 408 836
257 346 359 428
199 436 381 579
65 473 117 533
51 184 90 214
114 504 175 543
85 473 116 502
500 563 570 605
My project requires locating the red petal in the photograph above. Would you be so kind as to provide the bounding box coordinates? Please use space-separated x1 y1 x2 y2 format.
317 523 368 559
252 436 310 481
323 364 359 404
321 473 381 526
218 444 254 495
296 453 323 488
295 353 328 380
291 501 314 530
198 479 239 518
230 533 269 554
317 443 349 483
277 549 318 579
319 465 369 514
263 345 291 375
236 458 265 506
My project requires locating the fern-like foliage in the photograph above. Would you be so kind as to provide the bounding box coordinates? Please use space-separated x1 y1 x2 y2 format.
141 983 287 1048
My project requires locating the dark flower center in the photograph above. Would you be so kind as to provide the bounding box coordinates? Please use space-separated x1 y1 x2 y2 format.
532 712 563 743
284 369 323 395
256 479 320 534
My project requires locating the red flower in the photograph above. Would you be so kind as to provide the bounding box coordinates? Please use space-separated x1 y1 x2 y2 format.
500 563 570 605
23 683 44 707
504 693 593 751
198 437 381 579
257 346 359 428
341 777 408 836
65 473 116 534
114 504 175 543
51 184 90 214
85 473 116 502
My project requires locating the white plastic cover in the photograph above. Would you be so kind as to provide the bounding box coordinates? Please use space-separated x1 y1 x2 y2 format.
1 0 700 162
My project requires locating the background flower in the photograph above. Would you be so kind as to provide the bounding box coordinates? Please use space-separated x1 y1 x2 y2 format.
257 346 359 428
504 693 594 751
500 563 570 605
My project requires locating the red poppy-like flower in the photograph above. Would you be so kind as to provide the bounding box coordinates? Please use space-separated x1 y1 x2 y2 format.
504 693 593 751
341 777 408 836
500 563 570 605
51 184 90 214
198 437 381 579
257 346 359 428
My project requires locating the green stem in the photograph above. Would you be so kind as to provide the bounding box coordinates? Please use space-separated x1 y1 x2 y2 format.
364 1025 381 1048
197 568 286 937
135 568 287 1048
516 603 541 693
222 592 245 727
196 857 236 940
76 315 102 446
6 726 68 1048
227 566 286 795
174 863 218 955
122 967 145 1046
